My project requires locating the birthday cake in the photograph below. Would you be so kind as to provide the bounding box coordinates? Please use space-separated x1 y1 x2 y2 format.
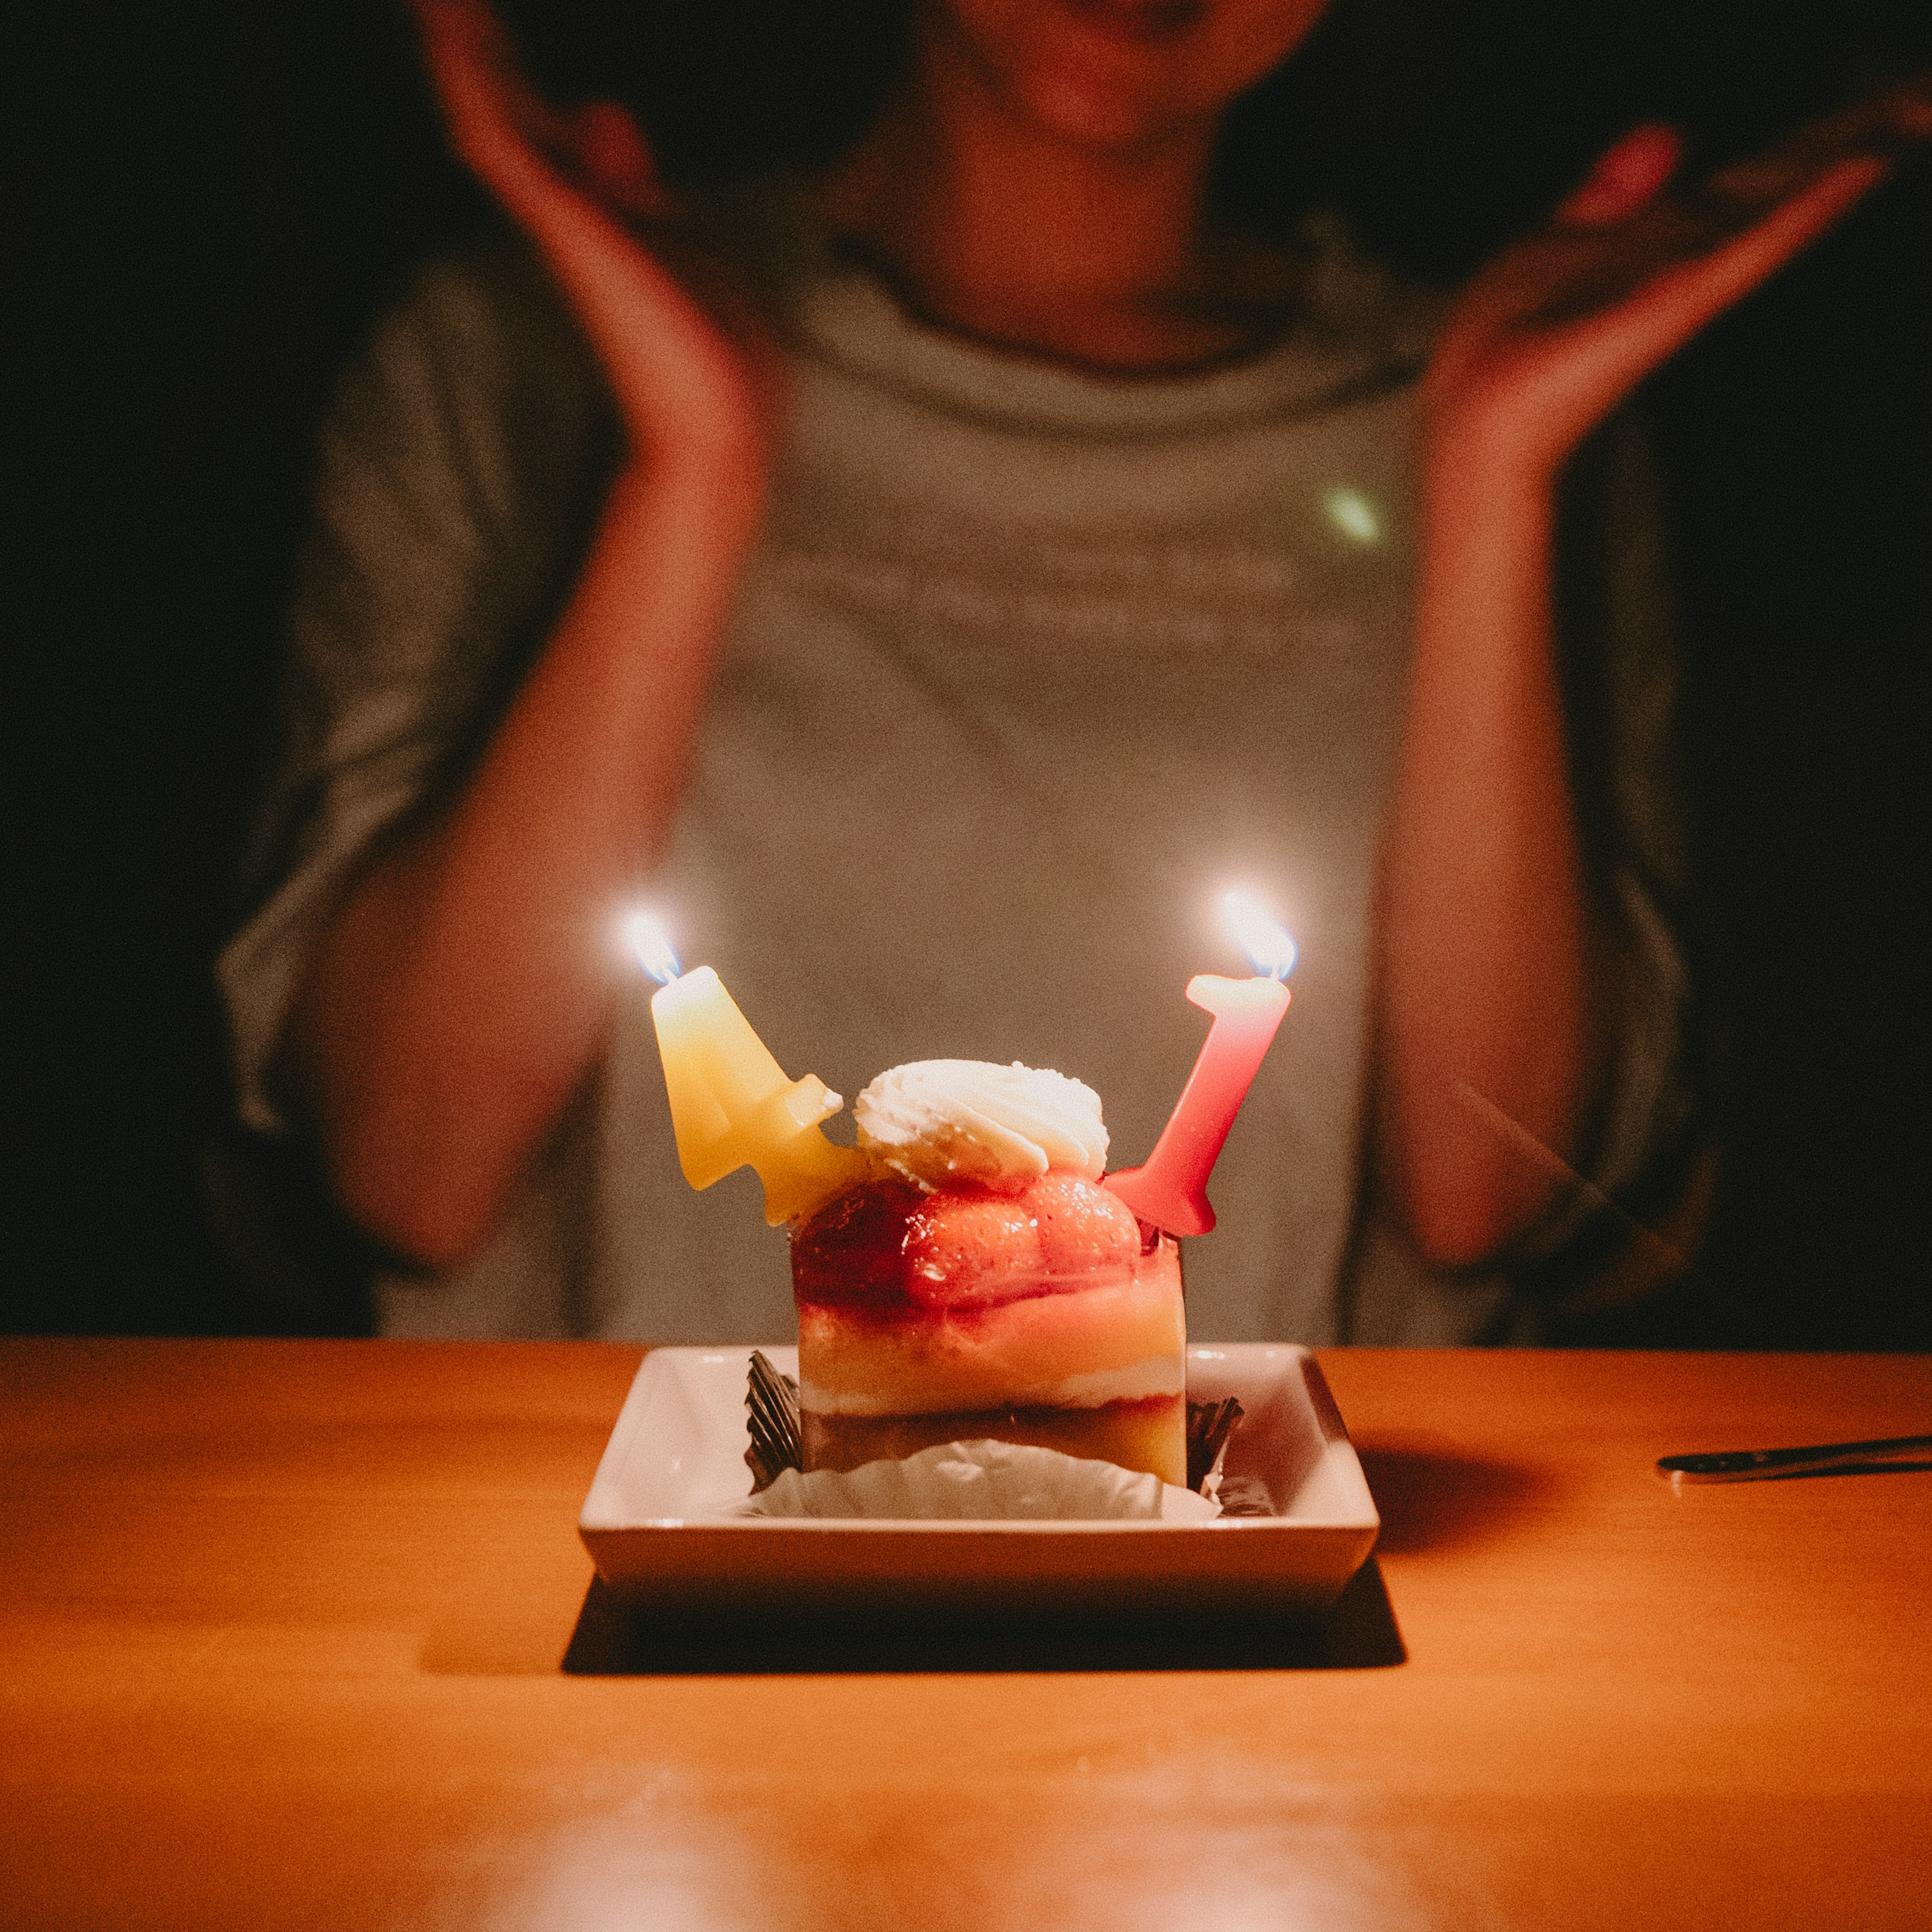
788 1061 1187 1487
640 901 1293 1505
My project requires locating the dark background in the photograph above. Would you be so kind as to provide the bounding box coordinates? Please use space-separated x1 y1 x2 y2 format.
7 1 1928 1345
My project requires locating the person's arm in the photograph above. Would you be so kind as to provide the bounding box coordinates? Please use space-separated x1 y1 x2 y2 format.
1377 85 1931 1268
288 0 773 1269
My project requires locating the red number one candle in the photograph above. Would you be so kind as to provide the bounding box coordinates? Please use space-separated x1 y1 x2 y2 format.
1105 892 1295 1237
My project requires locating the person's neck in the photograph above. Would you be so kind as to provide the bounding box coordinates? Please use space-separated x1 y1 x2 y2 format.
815 35 1282 374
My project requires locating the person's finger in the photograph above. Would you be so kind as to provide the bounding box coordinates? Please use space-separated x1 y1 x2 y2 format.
1555 125 1684 227
568 101 673 220
1704 153 1889 290
1702 71 1932 213
417 0 570 149
1589 151 1888 372
1896 69 1932 136
412 0 582 218
415 0 670 238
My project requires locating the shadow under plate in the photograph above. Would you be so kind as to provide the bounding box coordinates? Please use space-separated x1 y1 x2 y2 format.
561 1554 1405 1676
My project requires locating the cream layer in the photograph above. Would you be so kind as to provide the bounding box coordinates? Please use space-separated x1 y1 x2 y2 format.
800 1352 1182 1417
797 1267 1184 1418
800 1395 1187 1488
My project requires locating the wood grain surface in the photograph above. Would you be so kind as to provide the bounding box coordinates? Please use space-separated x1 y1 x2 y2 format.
3 1340 1928 1931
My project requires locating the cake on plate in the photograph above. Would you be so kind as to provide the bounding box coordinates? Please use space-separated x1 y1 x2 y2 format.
788 1060 1186 1487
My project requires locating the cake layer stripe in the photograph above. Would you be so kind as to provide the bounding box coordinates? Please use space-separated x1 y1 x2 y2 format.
800 1395 1188 1491
800 1351 1182 1417
798 1264 1183 1417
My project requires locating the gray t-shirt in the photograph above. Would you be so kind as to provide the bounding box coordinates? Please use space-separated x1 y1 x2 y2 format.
219 190 1690 1346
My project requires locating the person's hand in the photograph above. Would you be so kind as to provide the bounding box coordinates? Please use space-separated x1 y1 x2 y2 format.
410 0 776 481
1424 75 1932 484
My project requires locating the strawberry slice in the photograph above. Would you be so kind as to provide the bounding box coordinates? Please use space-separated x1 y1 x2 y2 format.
792 1170 1142 1314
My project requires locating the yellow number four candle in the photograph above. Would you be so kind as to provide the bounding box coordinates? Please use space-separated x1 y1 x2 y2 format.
627 913 866 1227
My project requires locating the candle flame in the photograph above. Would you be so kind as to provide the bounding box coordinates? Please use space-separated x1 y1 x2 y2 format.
1221 890 1297 980
624 910 683 985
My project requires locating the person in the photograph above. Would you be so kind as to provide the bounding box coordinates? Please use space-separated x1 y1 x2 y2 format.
217 0 1931 1344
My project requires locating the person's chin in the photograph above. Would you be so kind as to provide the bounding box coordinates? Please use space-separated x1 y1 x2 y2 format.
945 0 1227 151
1007 41 1204 150
1016 73 1182 150
1058 0 1211 44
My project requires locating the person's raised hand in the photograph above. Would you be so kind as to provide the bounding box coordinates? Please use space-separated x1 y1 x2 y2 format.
410 0 776 487
1423 75 1932 485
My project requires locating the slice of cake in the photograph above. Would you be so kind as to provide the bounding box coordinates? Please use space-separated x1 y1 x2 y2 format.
789 1061 1186 1487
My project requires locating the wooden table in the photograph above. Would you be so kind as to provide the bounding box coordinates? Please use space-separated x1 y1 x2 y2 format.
3 1341 1928 1930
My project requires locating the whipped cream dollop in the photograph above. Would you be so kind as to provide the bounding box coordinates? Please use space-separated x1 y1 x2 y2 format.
854 1059 1108 1189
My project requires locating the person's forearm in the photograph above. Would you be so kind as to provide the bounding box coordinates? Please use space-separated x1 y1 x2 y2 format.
1376 436 1609 1267
290 448 762 1268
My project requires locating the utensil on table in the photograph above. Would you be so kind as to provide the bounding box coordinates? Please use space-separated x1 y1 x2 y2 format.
1658 1433 1932 1483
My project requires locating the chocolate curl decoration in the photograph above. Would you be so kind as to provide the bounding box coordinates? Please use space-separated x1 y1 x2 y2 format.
744 1350 802 1490
1185 1396 1245 1494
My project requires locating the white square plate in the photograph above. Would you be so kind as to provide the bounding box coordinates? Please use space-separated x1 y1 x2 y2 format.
580 1344 1378 1619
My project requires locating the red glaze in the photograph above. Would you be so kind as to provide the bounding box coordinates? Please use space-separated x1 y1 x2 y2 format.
792 1169 1143 1315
